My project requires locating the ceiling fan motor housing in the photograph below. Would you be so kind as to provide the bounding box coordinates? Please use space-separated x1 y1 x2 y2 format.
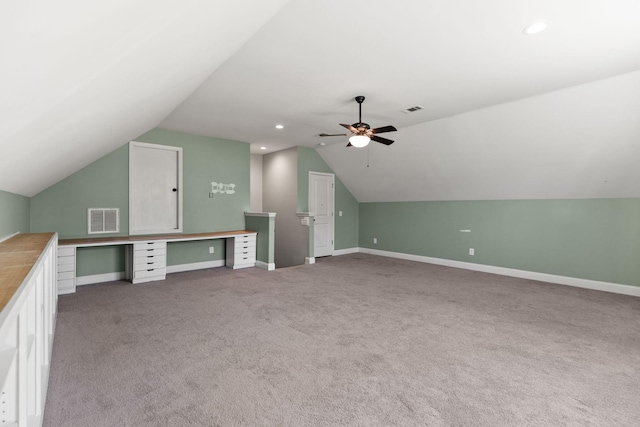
352 122 371 133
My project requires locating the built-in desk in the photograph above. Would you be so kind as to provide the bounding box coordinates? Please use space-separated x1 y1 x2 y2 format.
58 230 257 294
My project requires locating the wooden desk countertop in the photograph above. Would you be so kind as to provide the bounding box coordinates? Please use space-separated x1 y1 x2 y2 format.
59 230 256 247
0 233 55 313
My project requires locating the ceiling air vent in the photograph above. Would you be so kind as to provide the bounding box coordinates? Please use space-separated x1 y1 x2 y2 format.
401 105 425 114
88 208 119 234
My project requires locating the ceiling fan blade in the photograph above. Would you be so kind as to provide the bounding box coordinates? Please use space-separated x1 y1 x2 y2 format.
371 125 397 134
371 135 394 145
340 123 357 133
319 133 348 137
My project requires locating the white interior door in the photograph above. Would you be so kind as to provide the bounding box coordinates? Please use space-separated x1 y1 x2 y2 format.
309 172 334 257
129 141 183 235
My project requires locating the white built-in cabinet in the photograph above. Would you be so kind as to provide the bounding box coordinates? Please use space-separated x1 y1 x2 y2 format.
125 241 167 284
56 246 76 295
0 233 58 427
226 234 257 269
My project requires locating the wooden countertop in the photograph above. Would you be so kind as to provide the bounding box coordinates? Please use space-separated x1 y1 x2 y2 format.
59 230 256 247
0 233 55 313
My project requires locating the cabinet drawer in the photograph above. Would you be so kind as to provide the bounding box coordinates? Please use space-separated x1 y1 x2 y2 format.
57 255 75 265
234 247 256 257
236 253 256 262
58 262 75 273
134 246 166 256
58 271 75 280
134 257 166 270
133 268 166 279
134 241 166 251
236 235 256 245
58 246 75 256
58 278 75 291
234 241 256 252
134 252 166 263
58 262 76 273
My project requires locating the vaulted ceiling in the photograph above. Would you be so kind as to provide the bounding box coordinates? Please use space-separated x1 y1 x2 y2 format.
2 0 640 201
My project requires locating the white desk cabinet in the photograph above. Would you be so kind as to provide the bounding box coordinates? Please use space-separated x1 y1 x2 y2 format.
59 230 258 292
57 245 76 294
226 234 256 269
125 241 167 284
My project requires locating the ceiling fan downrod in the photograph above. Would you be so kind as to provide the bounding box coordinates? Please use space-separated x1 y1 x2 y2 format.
355 96 365 124
353 95 370 131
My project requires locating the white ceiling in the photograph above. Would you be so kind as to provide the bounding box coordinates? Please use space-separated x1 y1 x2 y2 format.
3 0 640 201
0 0 289 196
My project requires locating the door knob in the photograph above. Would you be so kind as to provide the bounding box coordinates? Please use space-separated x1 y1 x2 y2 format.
172 188 177 192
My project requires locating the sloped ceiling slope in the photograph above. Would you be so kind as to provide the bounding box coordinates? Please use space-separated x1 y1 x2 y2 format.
318 70 640 202
0 0 289 196
161 0 640 202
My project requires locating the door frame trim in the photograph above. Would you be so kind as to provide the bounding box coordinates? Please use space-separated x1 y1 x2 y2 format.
129 141 183 235
309 171 335 256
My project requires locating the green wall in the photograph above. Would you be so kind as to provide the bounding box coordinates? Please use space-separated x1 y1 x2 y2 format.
245 215 275 264
0 190 30 239
297 146 359 250
360 199 640 287
30 145 129 238
31 128 250 276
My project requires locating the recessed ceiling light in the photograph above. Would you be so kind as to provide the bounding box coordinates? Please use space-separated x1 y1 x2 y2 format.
319 142 326 146
275 124 284 129
260 146 267 150
523 21 548 35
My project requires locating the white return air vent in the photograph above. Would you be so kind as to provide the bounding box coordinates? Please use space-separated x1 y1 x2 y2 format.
88 208 119 234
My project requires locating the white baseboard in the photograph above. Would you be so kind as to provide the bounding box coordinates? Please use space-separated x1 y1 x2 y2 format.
167 260 225 274
76 272 126 286
305 257 315 265
359 247 640 297
76 260 226 286
256 261 276 271
333 247 359 256
58 288 76 295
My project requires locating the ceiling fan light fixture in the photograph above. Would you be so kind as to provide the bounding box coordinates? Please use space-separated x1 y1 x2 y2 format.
349 134 370 148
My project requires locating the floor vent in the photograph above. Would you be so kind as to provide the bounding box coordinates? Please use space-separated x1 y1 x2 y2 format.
401 105 425 114
88 208 119 234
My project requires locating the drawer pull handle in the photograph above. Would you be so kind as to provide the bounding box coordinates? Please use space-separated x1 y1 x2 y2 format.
147 249 153 251
147 262 153 265
147 269 155 272
147 256 154 258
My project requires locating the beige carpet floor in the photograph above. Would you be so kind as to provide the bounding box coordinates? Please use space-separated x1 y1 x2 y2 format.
44 254 640 426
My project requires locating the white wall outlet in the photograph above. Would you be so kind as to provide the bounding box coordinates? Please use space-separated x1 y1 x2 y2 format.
373 237 377 244
469 248 474 256
339 211 343 216
209 246 215 254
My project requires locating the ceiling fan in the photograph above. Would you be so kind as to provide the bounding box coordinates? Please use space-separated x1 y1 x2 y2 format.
319 96 397 147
